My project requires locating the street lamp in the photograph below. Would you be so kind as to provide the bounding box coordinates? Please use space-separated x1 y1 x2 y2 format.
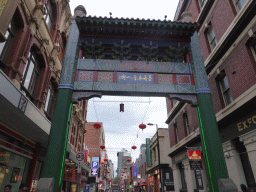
147 123 162 192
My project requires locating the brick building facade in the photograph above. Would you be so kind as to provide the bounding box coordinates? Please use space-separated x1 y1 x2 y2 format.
167 0 256 191
0 0 71 191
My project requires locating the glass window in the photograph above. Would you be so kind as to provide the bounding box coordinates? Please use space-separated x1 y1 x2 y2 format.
44 83 56 119
153 148 156 162
0 29 9 57
44 1 53 28
198 0 206 7
208 27 217 50
0 23 14 60
44 89 51 112
21 51 40 100
235 0 248 10
252 40 256 54
219 74 233 106
174 123 179 143
183 113 190 136
0 148 28 192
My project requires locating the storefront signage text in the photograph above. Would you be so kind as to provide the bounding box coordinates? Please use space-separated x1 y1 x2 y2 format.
237 115 256 131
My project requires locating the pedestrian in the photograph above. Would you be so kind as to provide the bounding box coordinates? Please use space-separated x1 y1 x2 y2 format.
4 185 12 192
241 184 247 192
18 183 29 192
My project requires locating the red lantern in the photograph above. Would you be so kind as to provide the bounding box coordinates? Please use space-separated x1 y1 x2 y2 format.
101 161 105 165
124 167 127 170
100 145 105 149
108 171 110 173
104 158 108 162
93 123 102 129
122 171 125 173
127 159 131 162
139 124 146 130
132 145 137 150
120 103 124 112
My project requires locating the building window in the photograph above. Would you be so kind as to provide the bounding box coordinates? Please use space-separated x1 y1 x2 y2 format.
207 25 217 50
251 39 256 58
21 51 41 101
153 147 156 162
0 24 12 57
174 123 179 143
198 0 206 7
44 82 57 120
218 71 233 106
44 0 54 28
183 113 190 136
0 18 17 66
234 0 248 10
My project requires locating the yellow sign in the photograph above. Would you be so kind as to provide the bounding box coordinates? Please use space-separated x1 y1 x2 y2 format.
87 156 91 164
237 115 256 131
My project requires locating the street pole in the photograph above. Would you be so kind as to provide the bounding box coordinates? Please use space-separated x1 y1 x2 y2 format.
40 19 80 191
190 32 229 192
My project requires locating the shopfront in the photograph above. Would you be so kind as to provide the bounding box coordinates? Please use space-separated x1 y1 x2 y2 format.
63 164 81 192
147 171 160 192
0 141 33 191
219 107 256 189
169 140 208 192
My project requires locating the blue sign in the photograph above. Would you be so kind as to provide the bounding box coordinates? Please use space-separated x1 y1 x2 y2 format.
92 157 99 162
85 184 90 191
117 72 154 84
92 161 99 168
134 164 137 177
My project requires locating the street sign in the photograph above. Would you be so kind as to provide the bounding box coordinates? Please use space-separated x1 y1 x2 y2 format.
85 184 90 191
92 157 99 162
189 160 203 170
91 168 98 176
76 152 84 161
91 161 99 168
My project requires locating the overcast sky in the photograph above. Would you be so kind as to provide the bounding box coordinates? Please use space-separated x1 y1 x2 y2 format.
69 0 180 176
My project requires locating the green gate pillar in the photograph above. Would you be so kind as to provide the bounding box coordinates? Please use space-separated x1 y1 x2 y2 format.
190 32 229 192
42 19 80 191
